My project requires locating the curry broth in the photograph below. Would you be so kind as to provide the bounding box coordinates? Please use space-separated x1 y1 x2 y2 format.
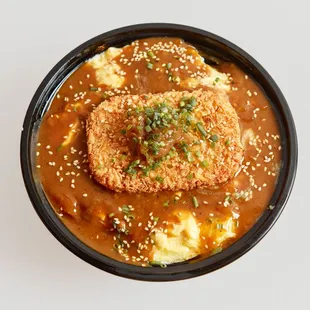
36 38 281 265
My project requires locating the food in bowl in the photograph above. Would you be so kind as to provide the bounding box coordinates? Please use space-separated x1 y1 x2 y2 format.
36 37 281 266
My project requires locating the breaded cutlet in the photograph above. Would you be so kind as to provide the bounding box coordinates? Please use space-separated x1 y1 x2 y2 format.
87 89 243 193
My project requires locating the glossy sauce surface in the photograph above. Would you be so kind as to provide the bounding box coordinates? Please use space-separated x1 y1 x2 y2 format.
36 38 281 265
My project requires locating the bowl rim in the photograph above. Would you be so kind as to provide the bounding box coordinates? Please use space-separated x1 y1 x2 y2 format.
20 23 298 281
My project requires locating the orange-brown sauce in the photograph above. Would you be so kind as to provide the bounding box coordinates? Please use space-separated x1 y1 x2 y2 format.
36 38 281 265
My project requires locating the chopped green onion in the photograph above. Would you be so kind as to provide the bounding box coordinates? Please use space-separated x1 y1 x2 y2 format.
149 261 167 268
187 173 193 179
145 107 153 116
195 151 201 157
166 63 172 69
189 97 196 106
146 62 153 70
192 196 199 208
108 213 114 218
196 122 207 137
153 217 159 222
210 141 216 148
200 160 209 168
186 152 194 162
120 129 126 135
163 201 169 207
135 107 142 113
211 247 223 255
225 139 230 145
124 160 140 175
210 134 219 142
145 125 152 133
121 205 132 215
147 51 155 58
90 87 99 91
155 176 164 183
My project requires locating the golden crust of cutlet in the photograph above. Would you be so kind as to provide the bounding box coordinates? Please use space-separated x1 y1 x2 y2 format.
87 89 243 193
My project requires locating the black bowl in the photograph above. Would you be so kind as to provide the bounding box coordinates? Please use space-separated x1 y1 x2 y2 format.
20 23 297 281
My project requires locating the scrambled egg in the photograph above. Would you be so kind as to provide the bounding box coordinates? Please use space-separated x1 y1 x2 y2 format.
87 47 124 88
150 211 200 264
180 51 230 92
200 216 236 245
150 210 237 265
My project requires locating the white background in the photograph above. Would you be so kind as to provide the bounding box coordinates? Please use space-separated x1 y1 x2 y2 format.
1 0 308 309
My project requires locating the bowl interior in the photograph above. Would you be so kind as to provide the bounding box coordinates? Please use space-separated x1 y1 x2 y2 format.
21 23 297 281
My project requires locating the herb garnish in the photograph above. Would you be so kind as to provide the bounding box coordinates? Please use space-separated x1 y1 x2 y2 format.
155 176 164 183
149 261 167 268
210 134 219 142
211 247 223 255
192 196 199 208
90 87 99 91
124 159 140 175
196 122 207 137
147 51 155 59
146 62 153 70
200 160 209 168
163 200 170 207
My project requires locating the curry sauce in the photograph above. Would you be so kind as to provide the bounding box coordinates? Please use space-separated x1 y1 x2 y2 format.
36 38 281 266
